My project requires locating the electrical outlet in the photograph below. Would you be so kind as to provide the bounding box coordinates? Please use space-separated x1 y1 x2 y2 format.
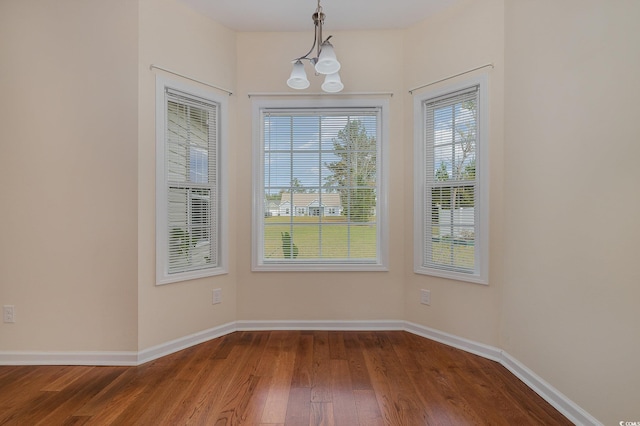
420 289 431 306
3 305 15 323
212 288 222 305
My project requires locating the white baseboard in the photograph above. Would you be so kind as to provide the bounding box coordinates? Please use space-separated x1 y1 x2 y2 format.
137 321 236 365
0 319 600 425
403 321 601 426
236 319 405 331
404 321 503 362
0 322 236 367
500 351 602 426
0 350 138 366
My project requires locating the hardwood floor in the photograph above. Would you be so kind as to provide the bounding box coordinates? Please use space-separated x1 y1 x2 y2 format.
0 331 572 425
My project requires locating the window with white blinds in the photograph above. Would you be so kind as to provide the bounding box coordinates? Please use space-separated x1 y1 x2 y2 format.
414 76 488 284
252 99 389 271
156 77 227 284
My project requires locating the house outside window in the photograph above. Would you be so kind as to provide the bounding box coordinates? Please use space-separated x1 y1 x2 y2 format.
252 98 389 271
414 75 488 284
156 76 227 284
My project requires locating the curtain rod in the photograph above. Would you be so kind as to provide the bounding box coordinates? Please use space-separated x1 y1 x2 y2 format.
150 64 233 96
248 91 393 98
408 63 494 94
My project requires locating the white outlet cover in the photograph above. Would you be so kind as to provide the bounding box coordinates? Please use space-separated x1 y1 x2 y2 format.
212 289 222 304
3 305 16 323
420 289 431 305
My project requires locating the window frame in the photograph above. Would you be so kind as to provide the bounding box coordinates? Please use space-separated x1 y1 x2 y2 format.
251 97 389 272
155 76 228 285
413 75 489 284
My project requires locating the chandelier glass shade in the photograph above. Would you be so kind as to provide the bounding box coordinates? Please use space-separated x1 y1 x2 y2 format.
321 72 343 93
286 60 310 89
287 0 343 92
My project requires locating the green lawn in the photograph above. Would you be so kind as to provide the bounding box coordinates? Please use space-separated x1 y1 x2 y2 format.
430 240 475 270
264 216 377 259
262 216 474 269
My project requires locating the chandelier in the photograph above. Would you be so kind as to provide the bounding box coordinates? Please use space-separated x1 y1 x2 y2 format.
286 0 343 93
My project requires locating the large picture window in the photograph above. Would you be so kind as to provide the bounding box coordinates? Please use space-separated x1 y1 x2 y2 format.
156 77 227 284
252 99 389 271
414 76 488 284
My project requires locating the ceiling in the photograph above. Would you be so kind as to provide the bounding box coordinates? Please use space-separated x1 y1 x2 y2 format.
179 0 460 32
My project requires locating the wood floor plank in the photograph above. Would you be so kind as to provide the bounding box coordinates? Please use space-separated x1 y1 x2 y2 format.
5 376 81 424
238 373 271 425
330 359 359 426
61 416 92 425
73 367 139 417
362 332 431 425
260 332 298 424
291 333 313 388
122 378 193 426
239 332 293 425
32 367 125 426
353 389 385 426
410 340 490 424
284 386 311 425
444 354 529 425
0 331 573 425
173 335 226 382
480 359 573 425
182 339 262 424
0 366 71 423
40 366 95 392
212 332 270 425
343 331 373 390
310 331 332 403
328 331 347 360
310 402 335 426
390 332 487 425
107 355 194 424
213 331 244 359
77 370 147 425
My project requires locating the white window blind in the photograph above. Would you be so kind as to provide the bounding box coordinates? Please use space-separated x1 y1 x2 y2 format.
156 76 226 284
414 76 488 284
166 90 218 274
255 105 387 270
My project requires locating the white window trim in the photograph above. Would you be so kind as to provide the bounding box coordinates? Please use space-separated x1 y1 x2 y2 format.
251 97 389 272
413 74 489 284
155 75 228 285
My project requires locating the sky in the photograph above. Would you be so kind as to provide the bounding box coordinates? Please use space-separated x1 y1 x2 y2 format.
262 113 378 194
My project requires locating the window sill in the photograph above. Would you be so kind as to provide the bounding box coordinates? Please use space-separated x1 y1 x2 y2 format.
252 262 388 272
156 267 228 286
414 266 487 285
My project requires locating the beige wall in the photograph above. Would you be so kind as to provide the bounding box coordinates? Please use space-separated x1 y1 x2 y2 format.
2 0 638 422
503 1 640 423
137 0 238 349
0 0 139 351
235 30 406 321
403 0 505 346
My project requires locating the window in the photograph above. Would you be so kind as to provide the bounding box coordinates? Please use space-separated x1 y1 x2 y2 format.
156 76 227 284
414 75 488 284
252 98 389 271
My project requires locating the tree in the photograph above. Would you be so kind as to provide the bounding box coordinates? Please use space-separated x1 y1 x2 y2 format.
324 120 376 222
432 162 451 223
290 177 316 194
290 177 304 193
431 101 476 226
452 100 476 209
432 101 476 210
